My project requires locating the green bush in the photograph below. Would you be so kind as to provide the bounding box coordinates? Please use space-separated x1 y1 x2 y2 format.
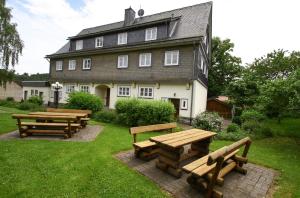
0 99 18 108
226 123 240 133
27 96 43 106
242 120 273 138
240 109 265 123
18 101 42 111
115 98 175 126
192 112 223 132
6 97 14 102
232 116 241 125
66 92 103 113
216 130 248 141
93 110 117 123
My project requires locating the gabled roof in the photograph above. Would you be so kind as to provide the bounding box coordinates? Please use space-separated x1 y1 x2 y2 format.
50 2 212 56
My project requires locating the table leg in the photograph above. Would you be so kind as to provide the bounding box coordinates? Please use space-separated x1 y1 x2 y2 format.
189 137 212 157
155 146 184 178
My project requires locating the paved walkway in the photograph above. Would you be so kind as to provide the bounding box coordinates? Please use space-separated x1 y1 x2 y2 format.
116 150 277 198
0 125 103 142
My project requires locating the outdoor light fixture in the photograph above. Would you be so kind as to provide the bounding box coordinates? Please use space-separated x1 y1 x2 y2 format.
51 82 63 108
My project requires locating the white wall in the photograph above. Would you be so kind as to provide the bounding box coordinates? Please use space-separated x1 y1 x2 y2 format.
23 86 50 104
192 80 207 117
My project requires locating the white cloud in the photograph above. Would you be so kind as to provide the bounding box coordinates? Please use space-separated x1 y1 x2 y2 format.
7 0 300 74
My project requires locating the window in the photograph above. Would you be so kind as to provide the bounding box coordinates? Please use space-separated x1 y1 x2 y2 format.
118 32 127 45
83 58 91 70
164 50 179 66
117 55 128 68
31 90 34 96
139 53 151 67
80 85 90 93
68 60 76 70
139 87 154 98
56 61 63 71
35 90 38 96
66 84 75 93
145 27 157 41
76 40 83 50
118 86 130 97
39 92 44 98
180 99 188 110
95 37 103 48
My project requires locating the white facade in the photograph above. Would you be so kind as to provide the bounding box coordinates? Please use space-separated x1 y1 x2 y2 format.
55 80 207 119
23 86 50 104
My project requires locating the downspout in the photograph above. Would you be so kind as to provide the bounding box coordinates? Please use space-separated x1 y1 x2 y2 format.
190 41 197 125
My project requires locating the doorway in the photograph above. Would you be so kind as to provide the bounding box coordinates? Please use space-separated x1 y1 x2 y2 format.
169 98 180 119
95 85 110 108
24 91 28 100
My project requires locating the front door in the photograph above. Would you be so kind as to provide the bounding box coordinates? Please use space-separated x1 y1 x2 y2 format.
106 88 110 107
169 98 180 119
24 91 28 100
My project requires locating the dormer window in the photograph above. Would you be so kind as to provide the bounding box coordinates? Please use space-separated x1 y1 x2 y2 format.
145 27 157 41
118 32 127 45
95 37 103 48
75 40 83 50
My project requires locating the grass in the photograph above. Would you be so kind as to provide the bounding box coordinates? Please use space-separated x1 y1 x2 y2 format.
263 118 300 138
0 106 28 135
0 106 299 197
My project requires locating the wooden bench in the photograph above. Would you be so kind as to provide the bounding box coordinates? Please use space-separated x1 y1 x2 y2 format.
12 114 81 138
183 137 252 198
47 108 92 127
129 122 177 161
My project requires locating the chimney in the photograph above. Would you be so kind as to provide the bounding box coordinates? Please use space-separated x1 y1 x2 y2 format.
124 7 135 26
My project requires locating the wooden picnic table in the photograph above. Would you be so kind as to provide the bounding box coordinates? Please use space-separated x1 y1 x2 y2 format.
150 129 216 178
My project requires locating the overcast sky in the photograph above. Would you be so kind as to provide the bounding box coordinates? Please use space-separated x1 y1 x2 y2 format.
7 0 300 74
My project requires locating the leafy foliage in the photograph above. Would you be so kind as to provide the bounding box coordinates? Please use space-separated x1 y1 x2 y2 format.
66 92 103 113
14 73 49 82
226 123 240 133
115 98 175 126
27 96 43 106
192 112 223 132
17 101 41 111
93 110 117 123
240 109 265 123
208 37 243 97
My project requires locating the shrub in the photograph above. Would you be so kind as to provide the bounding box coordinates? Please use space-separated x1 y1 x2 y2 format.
66 92 103 113
192 112 223 132
6 97 14 102
18 101 41 111
27 96 43 106
240 109 265 123
93 110 117 123
115 98 175 126
232 116 241 125
0 99 18 108
226 123 240 133
241 120 273 138
216 130 248 141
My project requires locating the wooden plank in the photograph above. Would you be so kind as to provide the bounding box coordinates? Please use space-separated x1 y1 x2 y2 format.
47 108 92 116
183 155 210 172
29 112 87 117
218 161 237 179
20 122 80 127
12 114 77 120
26 129 66 134
161 131 212 145
130 122 177 134
164 132 216 148
150 129 199 142
133 140 156 148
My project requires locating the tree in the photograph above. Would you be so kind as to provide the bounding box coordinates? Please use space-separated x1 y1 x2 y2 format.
0 0 24 86
248 49 300 83
208 37 243 97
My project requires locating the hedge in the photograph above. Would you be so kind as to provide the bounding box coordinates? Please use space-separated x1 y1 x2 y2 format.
65 92 103 113
115 98 175 126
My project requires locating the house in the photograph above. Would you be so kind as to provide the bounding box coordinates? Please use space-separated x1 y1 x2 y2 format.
207 96 232 119
46 2 212 122
0 81 23 101
22 81 51 104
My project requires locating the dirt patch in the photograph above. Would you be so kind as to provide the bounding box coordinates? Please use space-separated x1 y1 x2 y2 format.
0 125 103 142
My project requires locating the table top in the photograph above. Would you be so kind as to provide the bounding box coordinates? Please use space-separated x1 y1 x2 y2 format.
150 129 216 148
29 112 87 118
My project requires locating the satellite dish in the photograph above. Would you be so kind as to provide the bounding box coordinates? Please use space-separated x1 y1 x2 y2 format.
138 9 144 17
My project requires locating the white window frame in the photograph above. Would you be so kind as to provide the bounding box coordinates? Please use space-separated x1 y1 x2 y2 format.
117 86 130 97
164 50 179 66
82 58 91 70
118 32 127 45
180 99 188 110
139 87 154 98
145 27 157 41
95 36 103 48
80 85 90 93
117 55 128 68
76 40 83 50
56 61 63 71
139 53 152 67
68 60 76 70
65 84 75 94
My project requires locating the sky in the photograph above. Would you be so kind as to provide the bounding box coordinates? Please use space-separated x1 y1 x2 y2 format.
6 0 300 74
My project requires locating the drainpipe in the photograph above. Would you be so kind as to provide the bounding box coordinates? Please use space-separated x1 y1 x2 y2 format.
190 41 197 125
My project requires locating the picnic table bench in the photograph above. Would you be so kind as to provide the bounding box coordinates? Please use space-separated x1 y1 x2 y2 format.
150 129 216 178
12 114 81 138
182 137 252 198
46 108 91 127
129 123 177 161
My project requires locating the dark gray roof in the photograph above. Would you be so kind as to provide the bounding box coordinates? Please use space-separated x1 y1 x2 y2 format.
22 81 50 87
53 2 212 55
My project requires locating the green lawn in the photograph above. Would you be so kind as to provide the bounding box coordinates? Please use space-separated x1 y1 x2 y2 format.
263 118 300 138
0 107 299 197
0 106 28 135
